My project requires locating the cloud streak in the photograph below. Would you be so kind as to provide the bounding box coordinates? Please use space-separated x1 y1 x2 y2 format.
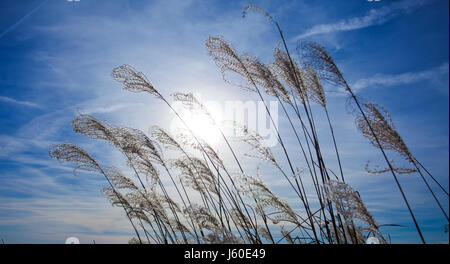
352 62 449 91
0 0 49 40
0 95 41 108
292 0 432 40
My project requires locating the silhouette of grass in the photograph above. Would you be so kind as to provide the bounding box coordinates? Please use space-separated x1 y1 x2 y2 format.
49 6 448 244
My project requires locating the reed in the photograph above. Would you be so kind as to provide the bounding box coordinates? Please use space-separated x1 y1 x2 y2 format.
49 6 448 244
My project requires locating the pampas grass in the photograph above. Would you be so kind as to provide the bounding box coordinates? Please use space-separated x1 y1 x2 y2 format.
49 6 448 244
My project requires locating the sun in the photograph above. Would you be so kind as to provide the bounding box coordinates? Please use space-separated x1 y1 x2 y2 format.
171 110 222 146
187 113 222 144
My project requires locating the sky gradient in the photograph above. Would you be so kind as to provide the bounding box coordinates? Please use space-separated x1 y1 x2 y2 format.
0 0 448 243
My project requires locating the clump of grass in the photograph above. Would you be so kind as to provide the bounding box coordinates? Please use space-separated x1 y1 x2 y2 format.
49 6 448 244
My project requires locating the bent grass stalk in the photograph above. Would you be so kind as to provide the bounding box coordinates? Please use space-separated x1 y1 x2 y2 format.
47 6 445 244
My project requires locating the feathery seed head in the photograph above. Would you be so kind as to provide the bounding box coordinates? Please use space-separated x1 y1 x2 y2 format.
242 5 274 22
299 42 347 88
302 67 326 107
205 36 256 92
49 143 102 176
273 45 307 101
357 103 413 163
112 64 161 99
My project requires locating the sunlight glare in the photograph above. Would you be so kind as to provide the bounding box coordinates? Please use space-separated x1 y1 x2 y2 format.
170 107 223 146
185 112 221 145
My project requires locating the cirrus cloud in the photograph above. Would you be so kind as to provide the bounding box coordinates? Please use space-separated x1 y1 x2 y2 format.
292 0 433 41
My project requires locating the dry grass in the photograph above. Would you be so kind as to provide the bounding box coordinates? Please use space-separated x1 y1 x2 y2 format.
49 6 448 244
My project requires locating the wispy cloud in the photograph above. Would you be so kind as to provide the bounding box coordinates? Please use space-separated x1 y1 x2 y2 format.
79 103 143 115
352 62 449 91
0 0 49 40
0 95 41 108
292 0 432 40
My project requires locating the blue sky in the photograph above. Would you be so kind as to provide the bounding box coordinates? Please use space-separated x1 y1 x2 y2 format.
0 0 448 243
